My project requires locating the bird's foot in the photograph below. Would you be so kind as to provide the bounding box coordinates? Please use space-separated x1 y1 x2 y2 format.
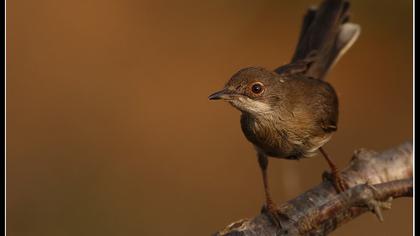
261 202 290 228
322 170 349 193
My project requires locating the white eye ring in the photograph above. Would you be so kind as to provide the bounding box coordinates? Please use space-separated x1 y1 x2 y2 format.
250 82 264 94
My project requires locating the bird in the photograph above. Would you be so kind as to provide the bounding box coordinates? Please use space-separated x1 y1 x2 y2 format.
208 0 360 225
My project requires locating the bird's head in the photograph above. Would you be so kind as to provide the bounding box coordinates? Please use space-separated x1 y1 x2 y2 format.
209 67 284 115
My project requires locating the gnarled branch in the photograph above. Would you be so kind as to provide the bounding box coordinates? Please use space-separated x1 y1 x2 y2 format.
214 142 413 236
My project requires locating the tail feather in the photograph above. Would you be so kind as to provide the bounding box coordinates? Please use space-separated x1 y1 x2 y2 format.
275 0 360 80
330 23 360 69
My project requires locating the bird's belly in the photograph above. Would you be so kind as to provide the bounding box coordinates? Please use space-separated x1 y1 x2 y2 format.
255 131 332 160
255 136 304 160
241 119 302 159
241 115 331 160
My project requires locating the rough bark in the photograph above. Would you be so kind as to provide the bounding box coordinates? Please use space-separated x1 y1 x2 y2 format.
214 142 413 236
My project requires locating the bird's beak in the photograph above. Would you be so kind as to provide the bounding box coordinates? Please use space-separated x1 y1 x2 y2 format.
208 89 234 100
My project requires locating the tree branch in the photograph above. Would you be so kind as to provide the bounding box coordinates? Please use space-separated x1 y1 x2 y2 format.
214 142 413 236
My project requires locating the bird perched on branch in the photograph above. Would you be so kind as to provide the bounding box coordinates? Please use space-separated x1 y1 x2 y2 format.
209 0 360 225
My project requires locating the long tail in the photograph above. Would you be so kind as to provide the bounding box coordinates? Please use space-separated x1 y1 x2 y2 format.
275 0 360 80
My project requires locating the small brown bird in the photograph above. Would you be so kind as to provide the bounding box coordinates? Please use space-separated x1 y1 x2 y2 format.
209 0 360 224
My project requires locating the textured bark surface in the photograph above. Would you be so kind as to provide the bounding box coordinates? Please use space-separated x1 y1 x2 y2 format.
214 142 413 236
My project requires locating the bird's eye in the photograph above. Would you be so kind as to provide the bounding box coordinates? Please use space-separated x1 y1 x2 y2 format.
251 82 264 94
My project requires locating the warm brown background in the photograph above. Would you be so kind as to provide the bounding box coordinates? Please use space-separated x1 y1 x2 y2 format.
7 0 412 235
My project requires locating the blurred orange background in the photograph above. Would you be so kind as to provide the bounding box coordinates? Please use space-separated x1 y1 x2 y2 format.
7 0 412 235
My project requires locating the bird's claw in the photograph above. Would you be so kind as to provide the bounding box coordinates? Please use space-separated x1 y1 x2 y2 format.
261 203 290 228
322 170 349 193
334 173 348 193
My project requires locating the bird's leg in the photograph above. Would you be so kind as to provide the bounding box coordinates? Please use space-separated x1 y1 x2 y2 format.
257 152 287 227
319 147 347 192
